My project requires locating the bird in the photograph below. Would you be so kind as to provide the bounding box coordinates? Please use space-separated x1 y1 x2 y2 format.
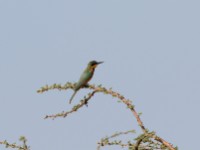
69 60 103 104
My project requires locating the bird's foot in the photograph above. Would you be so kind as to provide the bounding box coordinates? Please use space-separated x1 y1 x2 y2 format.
83 84 89 88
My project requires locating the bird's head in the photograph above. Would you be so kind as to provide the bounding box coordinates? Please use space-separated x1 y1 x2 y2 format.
88 60 103 69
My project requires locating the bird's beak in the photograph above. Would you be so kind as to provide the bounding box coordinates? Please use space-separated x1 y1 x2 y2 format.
97 61 104 65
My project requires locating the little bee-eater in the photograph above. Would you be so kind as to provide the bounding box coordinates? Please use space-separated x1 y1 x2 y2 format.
69 60 103 104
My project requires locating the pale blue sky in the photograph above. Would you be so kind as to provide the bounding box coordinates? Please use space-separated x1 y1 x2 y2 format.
0 0 200 150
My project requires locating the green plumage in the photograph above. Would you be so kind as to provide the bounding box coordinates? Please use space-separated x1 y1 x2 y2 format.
69 60 103 104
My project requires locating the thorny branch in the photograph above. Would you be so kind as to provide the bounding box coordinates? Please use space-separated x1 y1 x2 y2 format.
0 136 30 150
97 130 136 150
37 82 177 150
97 131 170 150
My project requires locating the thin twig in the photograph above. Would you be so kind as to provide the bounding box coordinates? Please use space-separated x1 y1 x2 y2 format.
0 136 29 150
44 90 98 119
97 130 135 150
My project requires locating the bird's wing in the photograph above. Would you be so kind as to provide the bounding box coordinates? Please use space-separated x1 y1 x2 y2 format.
75 70 93 91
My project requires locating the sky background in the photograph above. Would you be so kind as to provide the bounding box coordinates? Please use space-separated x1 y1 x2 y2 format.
0 0 200 150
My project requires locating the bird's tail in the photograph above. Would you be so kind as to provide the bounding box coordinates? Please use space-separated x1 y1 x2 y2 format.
69 91 77 104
